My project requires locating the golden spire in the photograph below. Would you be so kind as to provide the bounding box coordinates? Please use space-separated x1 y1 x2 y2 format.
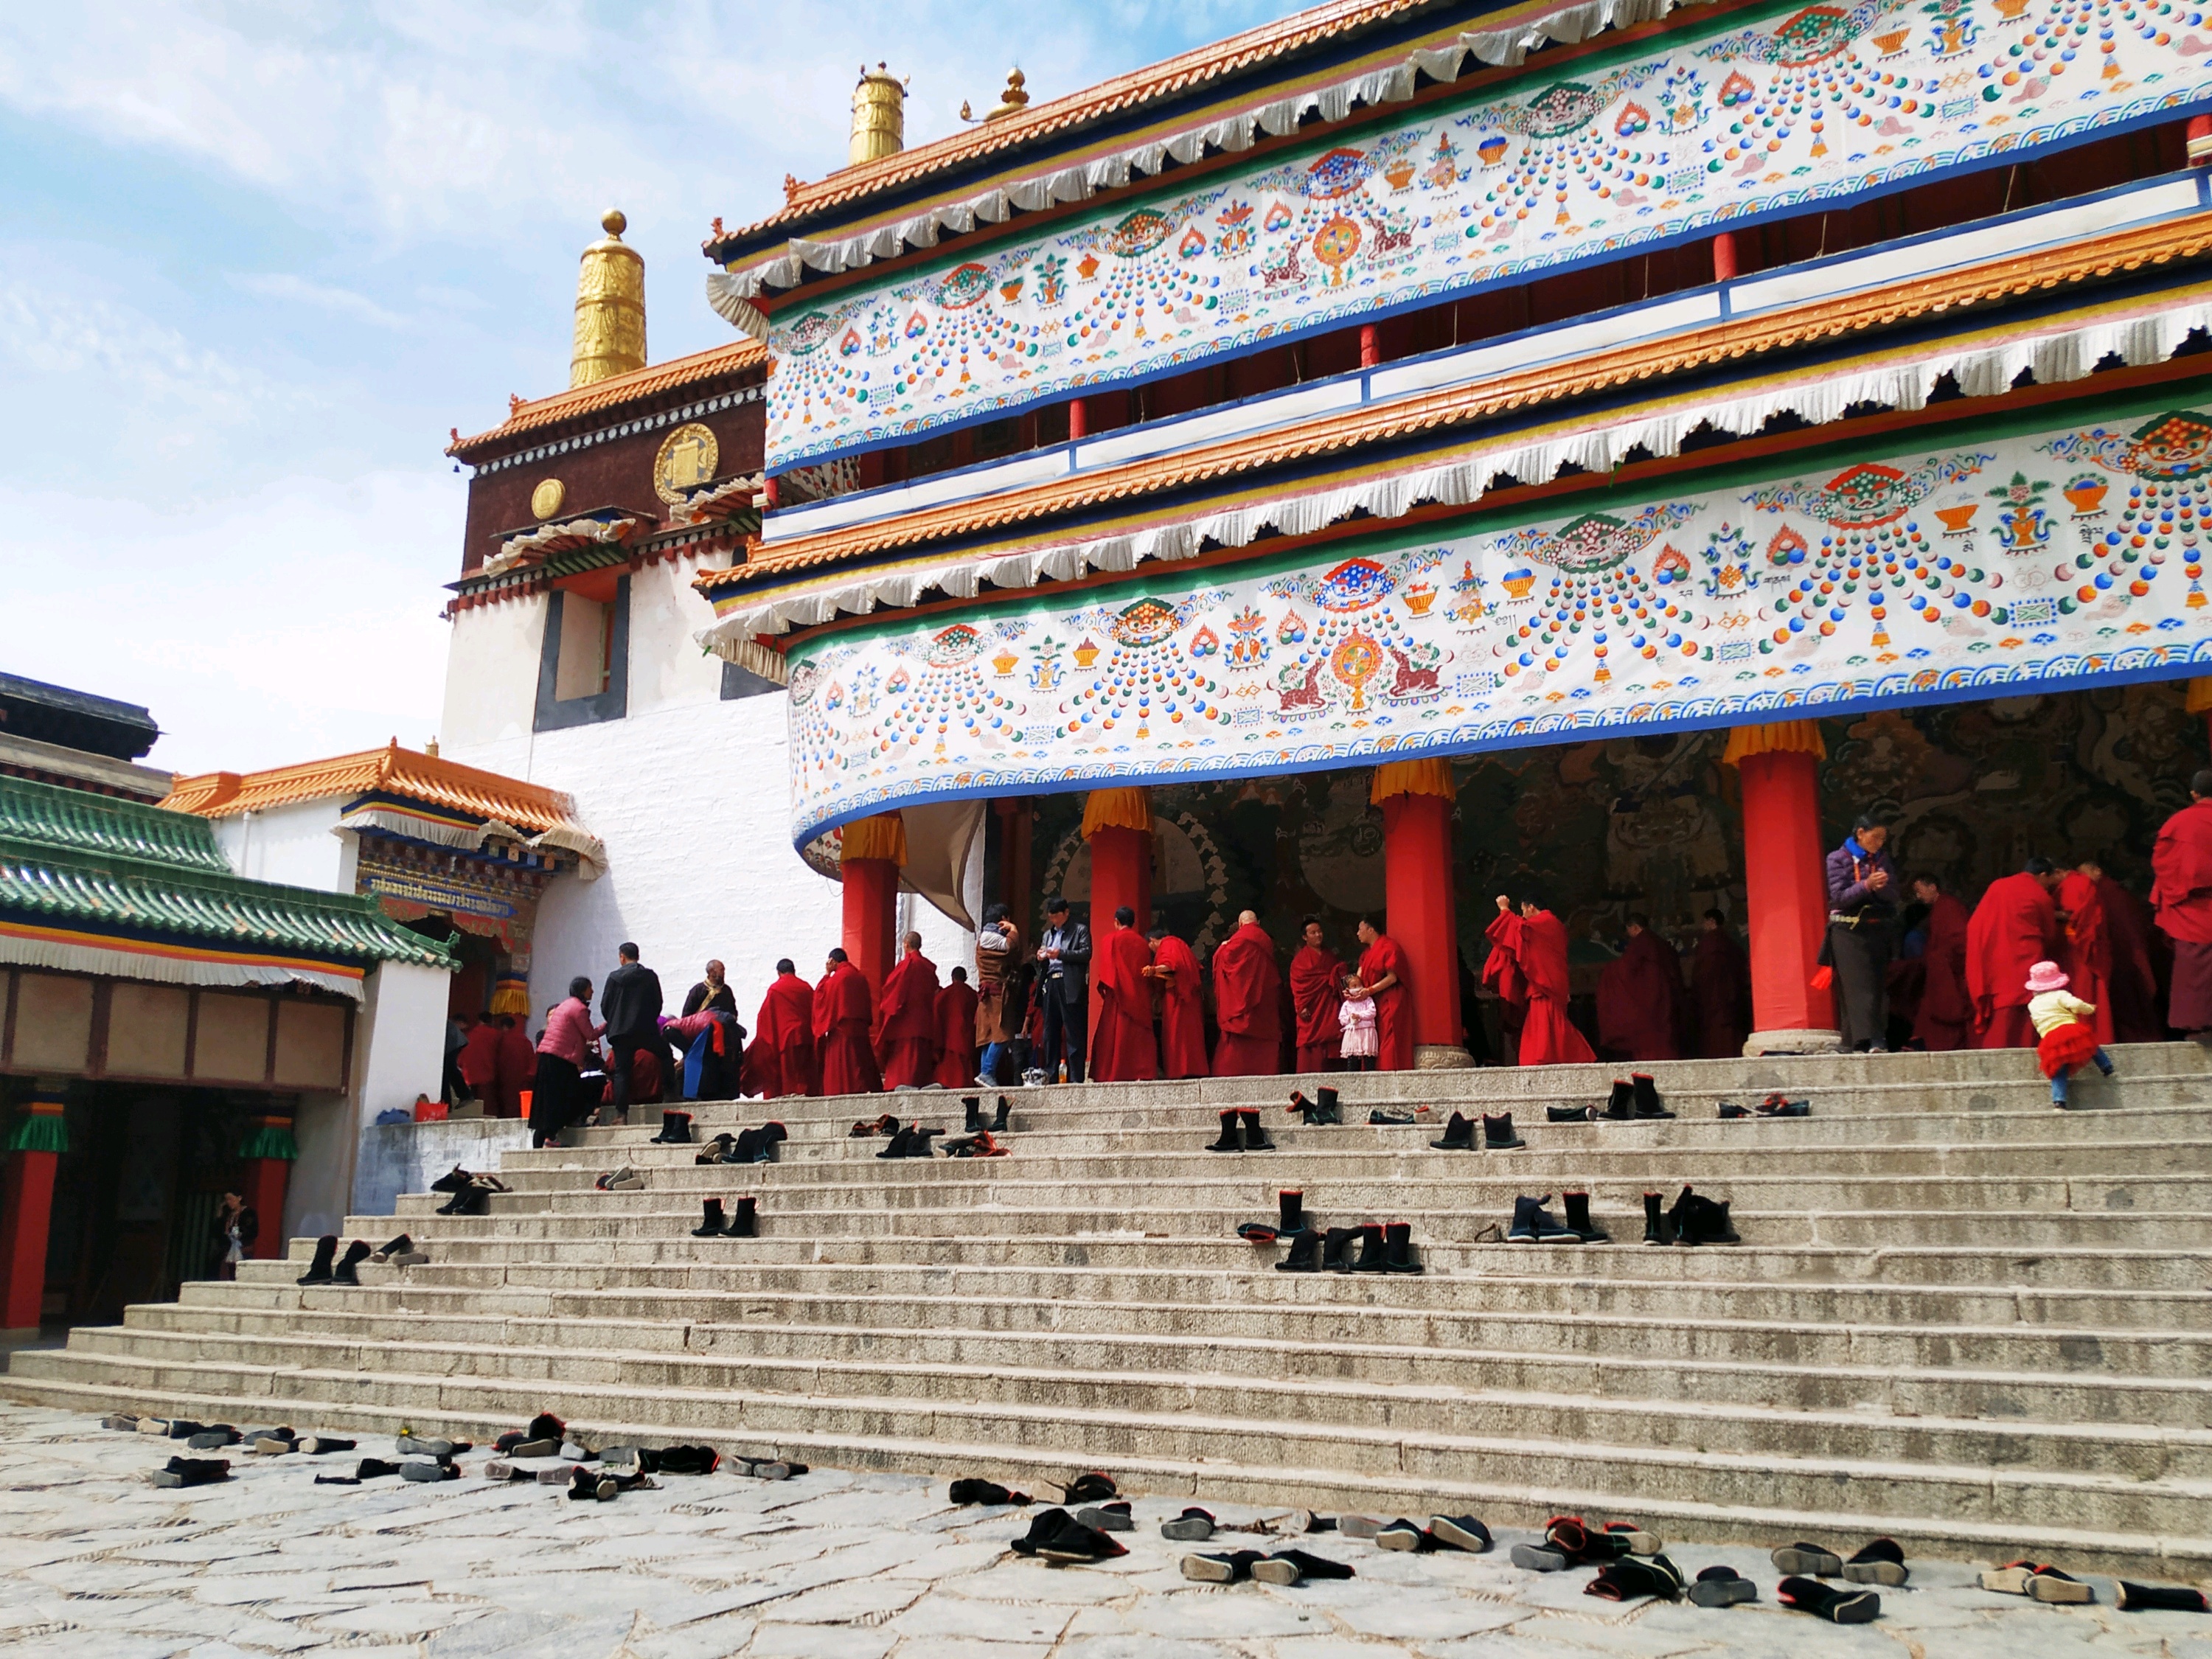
570 209 645 389
849 63 906 165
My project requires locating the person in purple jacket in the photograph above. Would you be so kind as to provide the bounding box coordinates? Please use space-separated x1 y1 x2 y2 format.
1826 814 1899 1052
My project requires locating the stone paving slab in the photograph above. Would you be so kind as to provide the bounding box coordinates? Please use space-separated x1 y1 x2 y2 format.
1 1402 2205 1658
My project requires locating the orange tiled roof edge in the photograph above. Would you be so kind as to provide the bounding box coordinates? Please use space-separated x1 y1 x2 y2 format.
163 741 582 835
448 338 765 460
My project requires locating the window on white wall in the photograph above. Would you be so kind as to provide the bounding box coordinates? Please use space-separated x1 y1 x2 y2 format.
554 593 612 700
535 576 630 731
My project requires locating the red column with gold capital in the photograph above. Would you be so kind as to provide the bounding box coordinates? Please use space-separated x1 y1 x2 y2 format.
0 1091 67 1334
1724 721 1839 1050
1082 789 1153 1037
1372 761 1470 1068
238 1110 299 1261
840 813 905 998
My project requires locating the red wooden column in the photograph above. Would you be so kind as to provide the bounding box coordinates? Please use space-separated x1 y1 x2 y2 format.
839 813 905 998
1371 761 1470 1068
238 1110 298 1261
1723 721 1838 1051
0 1091 66 1335
2190 113 2212 166
1067 397 1090 441
1082 788 1153 1036
1358 324 1382 369
1711 231 1739 282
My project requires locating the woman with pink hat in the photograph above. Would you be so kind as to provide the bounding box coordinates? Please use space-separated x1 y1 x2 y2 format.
2025 961 2115 1107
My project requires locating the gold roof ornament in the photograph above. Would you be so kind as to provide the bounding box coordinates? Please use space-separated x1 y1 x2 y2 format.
849 63 907 165
570 209 645 389
961 68 1031 125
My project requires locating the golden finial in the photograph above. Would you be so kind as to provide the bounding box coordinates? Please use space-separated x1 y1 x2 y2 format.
570 208 645 388
849 61 907 165
964 68 1032 125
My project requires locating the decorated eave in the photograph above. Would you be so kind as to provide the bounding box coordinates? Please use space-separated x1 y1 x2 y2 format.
0 773 453 1000
704 0 1706 335
447 484 763 613
164 741 608 881
693 206 2212 645
445 339 766 474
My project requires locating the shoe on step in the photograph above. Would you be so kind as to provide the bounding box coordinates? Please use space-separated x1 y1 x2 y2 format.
1252 1548 1356 1585
1843 1537 1907 1586
2115 1580 2210 1612
1511 1543 1569 1571
301 1436 355 1455
1602 1520 1660 1555
1777 1574 1880 1622
1161 1506 1216 1541
2027 1565 2094 1604
1586 1554 1686 1601
148 1455 230 1488
355 1458 402 1479
1181 1548 1260 1583
1430 1515 1492 1554
1770 1541 1843 1577
1688 1565 1759 1607
1374 1519 1437 1552
1037 1519 1128 1564
1336 1514 1383 1541
1076 1501 1134 1533
400 1459 459 1482
950 1478 1032 1506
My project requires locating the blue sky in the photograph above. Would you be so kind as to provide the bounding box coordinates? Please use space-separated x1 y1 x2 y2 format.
0 0 1299 774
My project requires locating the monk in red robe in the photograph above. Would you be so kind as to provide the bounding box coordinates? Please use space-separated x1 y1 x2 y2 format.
1147 928 1208 1079
874 932 940 1088
1486 894 1596 1066
2056 864 2116 1045
1480 913 1528 1062
457 1015 501 1105
1354 916 1416 1072
933 966 980 1089
494 1015 536 1117
1287 916 1343 1072
746 959 818 1098
2096 866 2165 1042
1090 905 1159 1082
1908 877 1974 1051
1688 910 1751 1059
2152 770 2212 1035
814 948 882 1095
1596 915 1685 1061
1210 911 1283 1077
1966 860 2063 1048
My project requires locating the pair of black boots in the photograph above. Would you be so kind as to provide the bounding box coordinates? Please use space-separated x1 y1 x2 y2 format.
691 1197 759 1237
961 1095 1012 1133
1009 1506 1129 1563
1643 1185 1739 1245
1287 1088 1341 1125
296 1236 372 1285
1430 1110 1524 1150
1278 1220 1422 1274
697 1123 787 1165
1608 1074 1673 1120
877 1122 942 1158
429 1164 505 1214
649 1110 695 1144
1505 1192 1607 1242
1206 1109 1275 1152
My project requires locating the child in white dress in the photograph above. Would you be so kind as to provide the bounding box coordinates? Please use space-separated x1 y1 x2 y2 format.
1338 974 1379 1071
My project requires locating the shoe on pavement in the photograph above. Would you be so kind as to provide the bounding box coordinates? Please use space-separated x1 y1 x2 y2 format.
1161 1507 1216 1541
1777 1574 1881 1622
1688 1565 1759 1607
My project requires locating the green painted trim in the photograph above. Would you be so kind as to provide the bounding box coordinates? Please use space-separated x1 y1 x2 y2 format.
7 1113 67 1155
238 1126 299 1162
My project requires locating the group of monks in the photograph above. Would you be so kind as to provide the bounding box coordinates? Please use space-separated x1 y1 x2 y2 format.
739 936 987 1099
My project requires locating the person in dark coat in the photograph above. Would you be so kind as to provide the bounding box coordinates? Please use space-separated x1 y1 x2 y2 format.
599 942 665 1123
1825 815 1899 1051
681 960 737 1018
1034 897 1092 1084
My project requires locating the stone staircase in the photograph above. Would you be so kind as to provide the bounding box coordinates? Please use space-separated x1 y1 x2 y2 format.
9 1045 2212 1579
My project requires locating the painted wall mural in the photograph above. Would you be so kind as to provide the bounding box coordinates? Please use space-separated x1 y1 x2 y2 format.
762 0 2212 469
784 397 2212 844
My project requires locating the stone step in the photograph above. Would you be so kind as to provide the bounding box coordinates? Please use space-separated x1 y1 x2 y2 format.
12 1345 2209 1548
124 1291 2212 1427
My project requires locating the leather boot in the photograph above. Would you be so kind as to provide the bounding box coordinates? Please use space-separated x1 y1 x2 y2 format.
691 1200 728 1237
729 1195 759 1238
963 1096 984 1133
296 1236 337 1286
1606 1079 1635 1120
1429 1111 1474 1150
1319 1225 1360 1272
1642 1190 1673 1245
1382 1221 1423 1275
651 1110 694 1144
1278 1189 1304 1234
1563 1191 1609 1242
1273 1230 1321 1272
1315 1086 1340 1124
991 1095 1011 1132
1206 1110 1243 1152
1239 1109 1274 1151
332 1240 372 1286
1631 1073 1673 1119
1482 1112 1526 1150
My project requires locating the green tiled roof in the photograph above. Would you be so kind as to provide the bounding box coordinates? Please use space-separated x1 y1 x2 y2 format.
0 773 453 972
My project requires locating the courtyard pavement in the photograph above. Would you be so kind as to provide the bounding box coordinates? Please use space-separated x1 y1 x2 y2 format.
0 1402 2202 1658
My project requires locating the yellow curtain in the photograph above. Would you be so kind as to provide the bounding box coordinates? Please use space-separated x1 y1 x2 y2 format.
1369 757 1457 805
1720 719 1827 768
2187 677 2212 715
487 975 530 1017
1080 787 1152 840
841 812 908 866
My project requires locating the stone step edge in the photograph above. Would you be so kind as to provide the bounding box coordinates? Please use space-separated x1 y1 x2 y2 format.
7 1367 2209 1579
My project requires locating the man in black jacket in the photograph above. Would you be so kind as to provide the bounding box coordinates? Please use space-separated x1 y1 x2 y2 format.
1036 897 1092 1084
601 942 665 1119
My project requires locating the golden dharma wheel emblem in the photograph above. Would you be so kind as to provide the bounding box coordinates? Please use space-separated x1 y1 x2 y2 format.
529 477 566 519
653 422 719 504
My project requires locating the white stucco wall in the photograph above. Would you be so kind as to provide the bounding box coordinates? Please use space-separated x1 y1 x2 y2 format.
353 959 451 1130
208 799 357 894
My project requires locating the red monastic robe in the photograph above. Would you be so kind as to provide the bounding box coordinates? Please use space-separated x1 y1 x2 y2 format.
1211 922 1284 1077
1913 893 1974 1052
2056 872 2115 1045
2152 798 2212 1031
874 950 941 1088
1091 925 1159 1082
1596 931 1685 1061
1481 923 1529 1059
1357 932 1416 1072
746 973 818 1099
814 964 882 1096
1688 927 1751 1060
1966 872 2059 1048
493 1023 536 1117
933 978 980 1089
2098 875 2165 1043
458 1020 501 1097
1152 933 1209 1079
1288 945 1343 1071
1485 910 1595 1066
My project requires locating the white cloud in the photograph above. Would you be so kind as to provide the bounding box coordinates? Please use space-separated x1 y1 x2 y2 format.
234 272 409 330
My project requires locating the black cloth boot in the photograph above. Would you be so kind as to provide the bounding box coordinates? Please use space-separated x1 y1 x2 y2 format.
735 1127 765 1162
296 1236 337 1286
1319 1225 1359 1272
697 1133 736 1165
1253 1547 1356 1585
757 1121 788 1162
1383 1221 1423 1275
1606 1079 1635 1119
1274 1231 1321 1272
1315 1086 1340 1123
332 1240 372 1286
691 1200 728 1237
1238 1109 1274 1151
1642 1191 1672 1245
1010 1508 1078 1557
906 1125 940 1158
963 1096 984 1133
428 1166 473 1194
1776 1576 1880 1623
1430 1111 1474 1150
2117 1581 2210 1612
1563 1192 1609 1242
1181 1548 1262 1582
1548 1104 1594 1123
1587 1554 1685 1601
150 1455 231 1488
991 1096 1010 1132
1278 1189 1304 1234
651 1110 694 1144
729 1196 759 1238
1631 1074 1674 1119
949 1477 1032 1505
1348 1222 1387 1273
1482 1112 1526 1150
1206 1110 1243 1152
877 1125 917 1159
